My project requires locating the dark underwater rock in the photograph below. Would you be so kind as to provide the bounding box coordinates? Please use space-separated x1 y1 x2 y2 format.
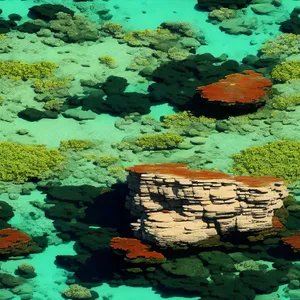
161 257 210 278
0 19 17 34
81 89 151 116
280 7 300 34
17 21 47 33
196 0 252 10
29 4 75 21
102 76 128 94
47 185 104 204
0 201 14 222
18 108 59 121
45 202 83 221
8 14 22 21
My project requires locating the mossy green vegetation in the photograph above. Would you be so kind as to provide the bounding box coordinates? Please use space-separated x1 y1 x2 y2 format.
43 100 64 111
230 139 300 183
0 142 65 182
123 28 179 50
133 132 184 150
101 22 123 35
84 154 119 167
49 12 99 43
60 139 95 151
98 56 118 69
107 166 127 182
63 284 92 299
32 77 72 94
162 111 215 128
271 94 300 111
271 60 300 82
161 111 216 136
260 33 300 57
167 47 190 61
0 60 58 80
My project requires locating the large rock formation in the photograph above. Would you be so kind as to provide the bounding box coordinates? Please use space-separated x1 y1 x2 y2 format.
125 164 288 247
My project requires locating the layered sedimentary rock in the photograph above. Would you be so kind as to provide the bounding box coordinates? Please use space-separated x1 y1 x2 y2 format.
125 164 288 247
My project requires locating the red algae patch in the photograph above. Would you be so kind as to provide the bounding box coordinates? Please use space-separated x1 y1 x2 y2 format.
110 237 165 261
272 216 284 229
0 228 36 256
126 163 284 187
233 175 283 187
196 70 272 104
282 233 300 252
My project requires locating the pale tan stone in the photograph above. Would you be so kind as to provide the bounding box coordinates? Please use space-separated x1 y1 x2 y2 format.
125 170 287 247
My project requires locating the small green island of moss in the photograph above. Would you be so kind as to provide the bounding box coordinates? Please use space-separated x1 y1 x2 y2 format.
230 139 300 183
0 142 65 183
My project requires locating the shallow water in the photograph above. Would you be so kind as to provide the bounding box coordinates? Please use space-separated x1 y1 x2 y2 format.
0 1 300 300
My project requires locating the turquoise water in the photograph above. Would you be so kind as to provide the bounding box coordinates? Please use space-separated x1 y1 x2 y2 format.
0 0 300 300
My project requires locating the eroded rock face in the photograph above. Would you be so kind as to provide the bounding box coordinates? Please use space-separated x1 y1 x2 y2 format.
125 164 288 247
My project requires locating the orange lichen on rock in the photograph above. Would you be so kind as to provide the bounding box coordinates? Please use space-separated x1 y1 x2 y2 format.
110 237 165 260
282 233 300 252
126 163 284 187
0 228 36 256
233 175 283 187
196 70 272 104
272 216 284 229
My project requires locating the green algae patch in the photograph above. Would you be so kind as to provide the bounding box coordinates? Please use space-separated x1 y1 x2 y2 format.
0 142 66 183
59 139 95 151
123 28 179 50
230 139 300 183
271 60 300 82
32 77 72 94
271 94 300 111
260 33 300 58
133 132 184 150
0 60 58 80
84 154 119 168
161 111 216 136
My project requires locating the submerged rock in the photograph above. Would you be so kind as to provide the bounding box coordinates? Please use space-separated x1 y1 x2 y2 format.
125 163 288 248
62 108 97 120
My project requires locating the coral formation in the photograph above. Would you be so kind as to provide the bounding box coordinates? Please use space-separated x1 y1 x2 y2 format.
17 263 35 275
208 8 237 21
49 12 99 43
101 22 123 36
167 46 190 61
63 284 92 299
